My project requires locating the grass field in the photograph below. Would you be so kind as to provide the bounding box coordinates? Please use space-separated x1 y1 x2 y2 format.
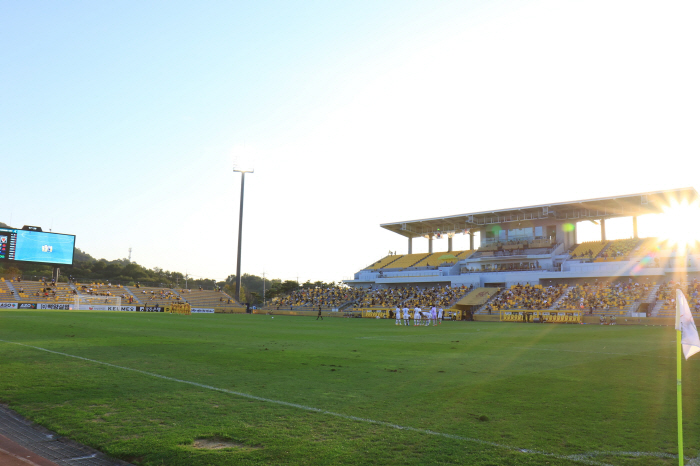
0 311 698 466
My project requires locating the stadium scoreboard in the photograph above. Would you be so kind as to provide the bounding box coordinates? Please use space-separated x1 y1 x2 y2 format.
0 227 75 266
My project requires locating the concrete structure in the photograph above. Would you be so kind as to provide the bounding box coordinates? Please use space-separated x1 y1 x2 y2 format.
346 188 700 291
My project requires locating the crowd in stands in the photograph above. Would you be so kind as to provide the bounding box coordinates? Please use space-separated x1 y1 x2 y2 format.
358 285 469 309
273 284 470 310
401 285 470 308
556 280 648 312
657 280 700 312
77 283 125 296
484 284 566 313
137 288 181 302
276 286 365 309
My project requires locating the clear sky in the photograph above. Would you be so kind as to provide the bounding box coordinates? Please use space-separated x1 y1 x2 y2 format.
1 0 698 284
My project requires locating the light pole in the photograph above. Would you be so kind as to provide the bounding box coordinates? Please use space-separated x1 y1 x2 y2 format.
233 166 254 303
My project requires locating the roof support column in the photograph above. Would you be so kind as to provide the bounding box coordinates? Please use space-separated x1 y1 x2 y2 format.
448 236 453 252
633 216 638 239
408 237 413 254
428 235 433 254
573 222 578 245
469 232 474 250
600 218 606 241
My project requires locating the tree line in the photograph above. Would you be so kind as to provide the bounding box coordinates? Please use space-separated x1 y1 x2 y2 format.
0 222 337 305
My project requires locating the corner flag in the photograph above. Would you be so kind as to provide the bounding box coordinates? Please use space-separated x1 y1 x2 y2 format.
675 289 700 466
676 289 700 360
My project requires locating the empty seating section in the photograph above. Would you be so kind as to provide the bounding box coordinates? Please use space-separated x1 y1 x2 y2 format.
126 286 181 304
555 281 648 312
367 250 474 270
456 287 499 306
0 278 15 301
12 280 74 303
414 250 469 267
76 282 136 303
276 286 364 309
570 241 608 259
634 237 659 256
455 250 474 259
177 289 238 308
596 238 641 261
382 253 429 269
367 255 402 270
483 284 567 313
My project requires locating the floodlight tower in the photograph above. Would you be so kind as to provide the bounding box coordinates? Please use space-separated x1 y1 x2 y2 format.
233 165 254 303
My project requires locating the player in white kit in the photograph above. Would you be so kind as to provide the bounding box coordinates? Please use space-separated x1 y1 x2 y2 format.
402 307 410 326
395 307 402 325
413 307 421 326
423 309 430 326
437 306 444 324
430 306 437 326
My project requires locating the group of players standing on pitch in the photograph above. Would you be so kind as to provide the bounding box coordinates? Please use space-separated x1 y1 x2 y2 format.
394 305 444 326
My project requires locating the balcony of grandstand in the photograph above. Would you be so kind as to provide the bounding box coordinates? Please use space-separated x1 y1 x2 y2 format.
472 238 557 258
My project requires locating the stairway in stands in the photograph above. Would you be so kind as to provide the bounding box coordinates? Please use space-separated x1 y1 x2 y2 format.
123 287 142 305
4 281 19 300
548 286 573 310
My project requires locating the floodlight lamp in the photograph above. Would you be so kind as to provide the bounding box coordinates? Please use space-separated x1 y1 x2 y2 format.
233 166 254 174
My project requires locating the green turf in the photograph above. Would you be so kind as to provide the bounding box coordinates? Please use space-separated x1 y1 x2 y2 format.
0 311 698 466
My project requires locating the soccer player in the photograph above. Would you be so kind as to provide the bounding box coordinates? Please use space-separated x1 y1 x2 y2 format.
437 306 443 324
413 306 421 326
402 306 410 326
395 307 402 325
430 306 437 326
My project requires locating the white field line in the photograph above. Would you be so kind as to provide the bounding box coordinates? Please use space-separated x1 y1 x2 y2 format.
0 339 685 466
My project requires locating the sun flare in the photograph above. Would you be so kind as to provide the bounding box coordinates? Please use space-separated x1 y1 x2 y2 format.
659 199 700 251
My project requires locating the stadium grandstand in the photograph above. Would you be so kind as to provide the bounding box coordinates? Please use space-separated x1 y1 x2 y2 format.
2 187 699 322
341 187 700 320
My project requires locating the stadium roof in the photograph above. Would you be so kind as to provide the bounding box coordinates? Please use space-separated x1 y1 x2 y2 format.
381 187 699 238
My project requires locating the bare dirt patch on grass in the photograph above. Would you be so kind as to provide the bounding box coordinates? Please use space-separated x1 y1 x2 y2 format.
191 437 261 451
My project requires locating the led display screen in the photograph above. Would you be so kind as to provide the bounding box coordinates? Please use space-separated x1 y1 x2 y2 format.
0 228 75 265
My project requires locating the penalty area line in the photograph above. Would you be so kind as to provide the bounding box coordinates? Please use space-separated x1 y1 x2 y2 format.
0 338 676 466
